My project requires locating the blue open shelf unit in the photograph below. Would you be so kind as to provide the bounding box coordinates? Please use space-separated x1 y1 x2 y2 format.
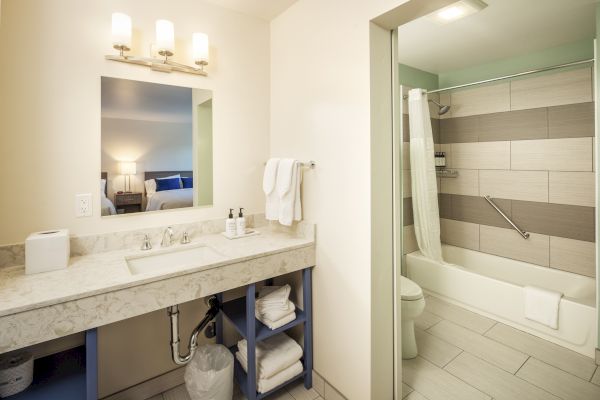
219 267 313 400
8 329 97 400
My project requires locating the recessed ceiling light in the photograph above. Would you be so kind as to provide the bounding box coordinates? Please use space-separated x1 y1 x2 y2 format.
427 0 488 24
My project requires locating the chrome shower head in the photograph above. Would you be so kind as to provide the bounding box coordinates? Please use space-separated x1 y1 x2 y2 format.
428 99 451 115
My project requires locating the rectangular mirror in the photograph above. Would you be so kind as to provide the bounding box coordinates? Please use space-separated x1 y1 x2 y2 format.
100 77 213 216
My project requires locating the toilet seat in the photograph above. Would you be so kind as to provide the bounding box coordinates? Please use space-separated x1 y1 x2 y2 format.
400 276 423 301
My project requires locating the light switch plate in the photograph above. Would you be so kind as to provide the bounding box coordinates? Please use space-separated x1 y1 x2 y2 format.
75 193 92 217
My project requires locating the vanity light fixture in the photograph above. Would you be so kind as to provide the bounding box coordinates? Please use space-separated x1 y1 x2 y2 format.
106 13 209 76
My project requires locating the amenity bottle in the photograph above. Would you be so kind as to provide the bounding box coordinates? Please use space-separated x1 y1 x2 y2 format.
226 209 237 236
236 207 246 236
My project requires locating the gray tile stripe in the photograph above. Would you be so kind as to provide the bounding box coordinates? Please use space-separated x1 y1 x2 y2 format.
403 194 595 242
403 116 440 143
438 102 594 144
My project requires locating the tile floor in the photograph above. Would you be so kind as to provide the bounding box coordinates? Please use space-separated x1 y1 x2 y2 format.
147 379 322 400
403 295 600 400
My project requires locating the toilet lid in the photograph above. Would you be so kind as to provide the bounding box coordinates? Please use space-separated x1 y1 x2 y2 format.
400 276 423 301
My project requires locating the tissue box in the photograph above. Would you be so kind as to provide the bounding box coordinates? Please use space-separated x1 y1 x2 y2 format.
25 229 70 274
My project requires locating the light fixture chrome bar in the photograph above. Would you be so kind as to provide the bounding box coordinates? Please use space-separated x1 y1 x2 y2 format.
483 195 530 239
105 55 207 76
427 59 593 94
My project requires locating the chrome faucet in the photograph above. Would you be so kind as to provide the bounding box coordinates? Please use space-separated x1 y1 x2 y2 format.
161 226 174 247
141 234 153 251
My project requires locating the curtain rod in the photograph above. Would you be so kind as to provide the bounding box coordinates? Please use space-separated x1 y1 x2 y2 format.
426 59 594 94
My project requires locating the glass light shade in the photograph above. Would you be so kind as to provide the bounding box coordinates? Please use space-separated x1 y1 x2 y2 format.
192 33 209 64
156 19 175 53
111 13 132 48
120 162 137 175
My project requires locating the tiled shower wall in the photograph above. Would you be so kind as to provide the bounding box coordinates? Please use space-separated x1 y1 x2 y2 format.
403 67 596 278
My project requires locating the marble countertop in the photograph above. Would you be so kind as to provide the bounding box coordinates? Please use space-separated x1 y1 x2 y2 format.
0 226 314 318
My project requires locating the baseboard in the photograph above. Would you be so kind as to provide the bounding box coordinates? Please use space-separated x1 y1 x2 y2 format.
101 367 185 400
596 348 600 365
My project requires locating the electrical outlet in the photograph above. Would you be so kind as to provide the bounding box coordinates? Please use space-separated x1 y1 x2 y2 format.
75 194 92 217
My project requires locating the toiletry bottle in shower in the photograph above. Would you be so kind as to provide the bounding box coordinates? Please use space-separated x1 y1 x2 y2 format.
236 207 246 236
440 152 446 168
226 208 237 236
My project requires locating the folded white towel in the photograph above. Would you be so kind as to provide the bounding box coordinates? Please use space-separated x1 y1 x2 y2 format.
263 158 280 221
236 353 303 394
256 285 292 309
277 159 299 226
237 333 303 379
256 300 296 322
257 310 297 330
524 285 563 329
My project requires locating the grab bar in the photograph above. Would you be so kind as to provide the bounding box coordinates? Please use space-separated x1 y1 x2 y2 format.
483 195 530 239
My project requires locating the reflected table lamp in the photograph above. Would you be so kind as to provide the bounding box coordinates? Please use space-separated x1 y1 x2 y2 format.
120 162 136 193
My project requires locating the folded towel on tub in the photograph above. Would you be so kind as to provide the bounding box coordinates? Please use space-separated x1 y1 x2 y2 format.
524 285 563 329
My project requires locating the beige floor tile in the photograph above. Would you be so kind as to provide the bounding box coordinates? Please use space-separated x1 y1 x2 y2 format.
405 391 429 400
485 323 597 380
516 358 600 400
145 395 164 400
415 328 462 368
428 320 528 374
266 389 295 400
445 352 560 400
323 382 346 400
591 367 600 386
162 385 191 400
403 356 490 400
402 383 414 398
414 310 442 331
287 380 320 400
311 371 325 397
424 296 496 334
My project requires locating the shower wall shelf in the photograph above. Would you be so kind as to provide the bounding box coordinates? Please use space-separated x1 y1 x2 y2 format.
436 169 459 178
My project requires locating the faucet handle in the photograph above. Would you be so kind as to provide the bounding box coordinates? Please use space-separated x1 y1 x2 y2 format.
181 231 191 244
141 234 153 251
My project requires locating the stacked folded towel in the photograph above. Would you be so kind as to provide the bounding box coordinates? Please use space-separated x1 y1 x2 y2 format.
255 285 296 329
236 333 303 394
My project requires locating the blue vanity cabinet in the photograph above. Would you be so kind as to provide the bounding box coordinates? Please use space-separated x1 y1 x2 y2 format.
8 329 98 400
220 267 314 400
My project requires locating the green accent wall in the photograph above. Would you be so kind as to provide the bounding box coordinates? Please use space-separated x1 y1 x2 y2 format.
398 63 439 90
438 39 594 88
595 4 600 354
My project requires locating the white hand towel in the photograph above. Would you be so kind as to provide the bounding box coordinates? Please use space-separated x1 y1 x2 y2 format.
257 310 297 330
263 158 280 221
237 333 303 379
524 285 563 329
256 300 296 322
277 159 297 226
256 285 292 308
236 353 303 394
294 163 302 222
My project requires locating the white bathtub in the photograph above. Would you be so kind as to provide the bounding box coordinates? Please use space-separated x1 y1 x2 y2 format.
406 245 597 357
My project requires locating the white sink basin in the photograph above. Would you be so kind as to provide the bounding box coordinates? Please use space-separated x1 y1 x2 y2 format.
125 244 225 275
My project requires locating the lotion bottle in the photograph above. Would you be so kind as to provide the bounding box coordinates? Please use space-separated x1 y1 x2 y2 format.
226 208 237 236
236 207 246 236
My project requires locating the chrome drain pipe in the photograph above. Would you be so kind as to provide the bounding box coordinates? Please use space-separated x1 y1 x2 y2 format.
168 296 220 365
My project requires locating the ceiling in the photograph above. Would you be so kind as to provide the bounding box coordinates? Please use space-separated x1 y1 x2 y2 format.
101 77 195 123
202 0 298 21
397 0 598 74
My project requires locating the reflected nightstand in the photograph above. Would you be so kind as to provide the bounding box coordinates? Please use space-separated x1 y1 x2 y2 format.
114 192 142 214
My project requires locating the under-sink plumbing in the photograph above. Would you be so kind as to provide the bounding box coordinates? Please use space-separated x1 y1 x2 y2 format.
167 296 221 365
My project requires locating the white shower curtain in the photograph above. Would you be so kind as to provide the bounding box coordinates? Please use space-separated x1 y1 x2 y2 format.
408 88 444 262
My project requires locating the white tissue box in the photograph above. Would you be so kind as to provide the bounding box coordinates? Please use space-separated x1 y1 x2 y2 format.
25 229 70 274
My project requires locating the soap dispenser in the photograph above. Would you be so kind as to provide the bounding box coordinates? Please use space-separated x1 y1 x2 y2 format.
236 208 246 236
226 208 237 236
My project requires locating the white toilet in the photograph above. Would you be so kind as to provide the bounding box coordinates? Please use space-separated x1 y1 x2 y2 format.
400 275 425 359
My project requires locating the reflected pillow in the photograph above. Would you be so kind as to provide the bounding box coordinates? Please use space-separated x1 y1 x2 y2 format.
145 174 180 196
181 177 193 188
156 177 181 192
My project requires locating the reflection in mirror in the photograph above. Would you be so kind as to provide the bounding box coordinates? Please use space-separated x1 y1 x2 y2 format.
100 77 213 216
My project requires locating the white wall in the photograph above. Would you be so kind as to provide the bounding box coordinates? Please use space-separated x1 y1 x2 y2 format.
270 1 407 398
0 0 270 244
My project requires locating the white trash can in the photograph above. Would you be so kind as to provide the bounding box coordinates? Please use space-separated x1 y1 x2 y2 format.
0 351 33 397
184 344 234 400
